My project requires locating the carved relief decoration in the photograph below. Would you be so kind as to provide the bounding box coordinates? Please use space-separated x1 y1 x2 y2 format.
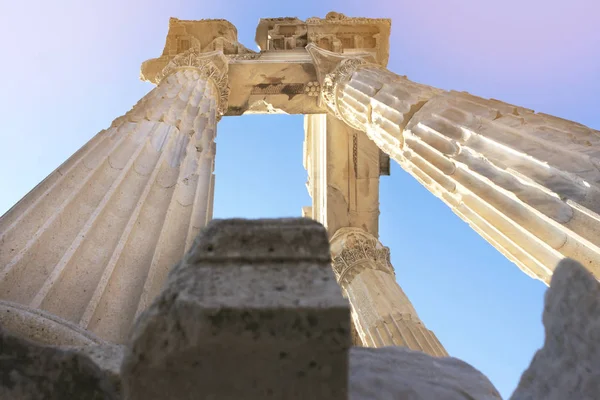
306 11 391 26
250 81 321 97
163 17 254 56
141 18 256 84
331 228 395 286
321 57 369 122
156 49 230 117
268 23 308 50
227 53 262 61
256 12 391 65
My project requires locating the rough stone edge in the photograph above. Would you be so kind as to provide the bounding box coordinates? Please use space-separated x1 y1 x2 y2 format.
349 346 502 400
0 327 122 400
510 258 600 400
0 299 106 346
187 217 333 263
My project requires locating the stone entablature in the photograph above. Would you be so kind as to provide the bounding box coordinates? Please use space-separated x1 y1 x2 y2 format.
255 12 391 66
140 13 392 116
140 18 255 84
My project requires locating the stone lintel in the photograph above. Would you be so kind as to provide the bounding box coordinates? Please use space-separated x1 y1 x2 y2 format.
122 218 351 400
226 53 324 115
145 48 326 115
140 14 392 116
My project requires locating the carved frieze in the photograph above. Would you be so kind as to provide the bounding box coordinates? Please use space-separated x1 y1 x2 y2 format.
227 53 262 61
250 81 321 97
255 12 391 66
330 228 395 286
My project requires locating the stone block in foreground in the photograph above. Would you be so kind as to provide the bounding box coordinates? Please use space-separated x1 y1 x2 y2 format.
510 258 600 400
0 328 122 400
350 346 502 400
122 218 351 400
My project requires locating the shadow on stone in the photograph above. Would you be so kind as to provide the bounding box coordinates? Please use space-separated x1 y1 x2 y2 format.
0 328 121 400
2 217 599 400
121 218 351 400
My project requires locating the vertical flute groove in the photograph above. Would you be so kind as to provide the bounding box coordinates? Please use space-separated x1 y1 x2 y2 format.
0 65 223 343
330 227 448 357
326 61 600 284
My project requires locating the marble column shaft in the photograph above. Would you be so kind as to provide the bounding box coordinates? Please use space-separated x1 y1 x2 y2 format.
0 51 226 344
309 44 600 284
330 227 447 356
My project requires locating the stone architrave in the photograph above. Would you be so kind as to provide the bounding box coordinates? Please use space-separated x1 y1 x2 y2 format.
330 227 448 356
308 43 600 285
0 48 228 345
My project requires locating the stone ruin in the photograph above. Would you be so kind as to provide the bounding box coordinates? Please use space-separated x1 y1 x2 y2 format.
1 218 599 399
1 11 600 400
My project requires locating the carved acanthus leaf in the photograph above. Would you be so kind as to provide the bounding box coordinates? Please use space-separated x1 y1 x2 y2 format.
156 49 230 117
306 44 375 123
330 228 395 286
322 57 369 122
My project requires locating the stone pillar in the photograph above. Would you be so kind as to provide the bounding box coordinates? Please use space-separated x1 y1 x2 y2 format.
308 43 600 285
0 49 228 344
330 227 448 356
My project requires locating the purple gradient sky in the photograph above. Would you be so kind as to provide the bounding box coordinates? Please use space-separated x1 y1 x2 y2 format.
1 0 599 397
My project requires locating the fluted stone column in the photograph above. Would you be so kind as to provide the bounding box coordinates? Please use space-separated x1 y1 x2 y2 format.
330 227 447 356
0 49 228 344
308 43 600 285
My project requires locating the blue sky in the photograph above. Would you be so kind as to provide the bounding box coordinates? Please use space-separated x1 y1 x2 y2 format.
1 0 599 397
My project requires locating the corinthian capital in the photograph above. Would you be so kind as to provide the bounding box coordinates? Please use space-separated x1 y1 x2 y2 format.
139 18 256 117
157 49 230 117
306 44 375 121
329 227 395 286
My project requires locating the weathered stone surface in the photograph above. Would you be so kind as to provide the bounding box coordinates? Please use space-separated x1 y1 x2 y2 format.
510 258 600 400
303 115 382 238
302 112 383 347
0 328 121 400
140 17 253 84
0 300 105 346
311 39 600 284
122 218 351 400
62 344 125 396
255 12 391 66
0 67 221 345
400 92 600 284
330 227 448 356
350 346 502 400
